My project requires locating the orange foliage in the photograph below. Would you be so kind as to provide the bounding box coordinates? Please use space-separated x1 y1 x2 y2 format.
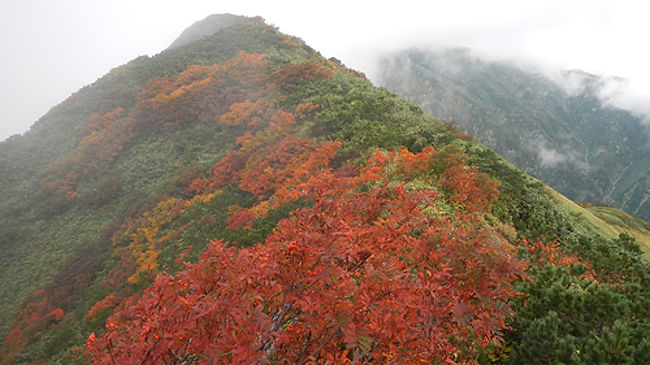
272 141 341 205
44 108 132 199
238 131 272 153
198 52 273 122
273 61 334 85
204 151 250 193
86 294 120 319
43 170 80 200
282 36 298 47
518 238 598 282
79 108 125 137
218 99 268 126
90 152 526 364
132 65 218 131
365 145 500 213
174 64 217 86
136 75 173 101
226 209 257 230
74 50 523 364
47 308 64 321
394 145 435 179
439 164 500 213
268 110 296 133
109 198 189 284
219 51 270 88
1 241 105 362
0 291 64 362
187 177 209 195
239 135 316 197
43 54 339 202
294 102 320 120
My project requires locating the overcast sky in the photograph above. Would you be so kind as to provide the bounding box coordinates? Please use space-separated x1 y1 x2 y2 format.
1 0 649 141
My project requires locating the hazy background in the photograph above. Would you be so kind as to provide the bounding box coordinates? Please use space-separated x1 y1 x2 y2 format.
2 0 649 141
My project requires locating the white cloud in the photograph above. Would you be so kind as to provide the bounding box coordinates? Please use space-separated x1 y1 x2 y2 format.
536 143 571 167
530 137 590 170
2 0 650 140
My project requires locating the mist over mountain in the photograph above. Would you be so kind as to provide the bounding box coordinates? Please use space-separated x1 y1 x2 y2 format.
376 48 650 222
0 15 648 364
167 14 264 49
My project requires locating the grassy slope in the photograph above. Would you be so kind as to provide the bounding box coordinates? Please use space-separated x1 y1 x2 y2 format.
545 186 650 258
587 205 650 258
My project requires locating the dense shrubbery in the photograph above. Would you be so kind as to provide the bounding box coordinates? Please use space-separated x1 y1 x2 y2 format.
0 18 648 365
507 234 650 364
89 147 524 364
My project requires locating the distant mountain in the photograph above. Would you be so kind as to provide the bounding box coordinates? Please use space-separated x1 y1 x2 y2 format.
0 16 648 364
376 48 650 222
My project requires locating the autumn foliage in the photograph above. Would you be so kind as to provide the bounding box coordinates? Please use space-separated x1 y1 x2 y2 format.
5 21 647 365
1 242 106 363
44 108 131 200
272 61 333 85
19 51 521 364
516 238 602 282
88 152 526 364
40 51 335 204
219 99 268 126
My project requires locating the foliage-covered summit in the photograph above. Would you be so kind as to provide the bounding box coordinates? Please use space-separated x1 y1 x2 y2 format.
167 14 264 49
0 16 648 364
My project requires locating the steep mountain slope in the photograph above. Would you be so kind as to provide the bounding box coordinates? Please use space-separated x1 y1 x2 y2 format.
0 15 648 364
376 48 650 222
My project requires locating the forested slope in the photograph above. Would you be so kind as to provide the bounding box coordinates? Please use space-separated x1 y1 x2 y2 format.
0 15 647 364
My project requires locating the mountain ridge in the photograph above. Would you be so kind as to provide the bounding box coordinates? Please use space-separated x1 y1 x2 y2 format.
166 13 264 50
377 48 650 222
0 15 648 364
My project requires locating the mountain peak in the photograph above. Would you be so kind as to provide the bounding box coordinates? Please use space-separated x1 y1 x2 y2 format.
1 15 648 364
167 13 264 50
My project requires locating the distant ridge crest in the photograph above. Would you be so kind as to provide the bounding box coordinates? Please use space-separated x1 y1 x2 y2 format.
167 13 264 49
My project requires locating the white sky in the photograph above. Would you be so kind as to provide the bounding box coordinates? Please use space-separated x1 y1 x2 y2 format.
2 0 650 141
